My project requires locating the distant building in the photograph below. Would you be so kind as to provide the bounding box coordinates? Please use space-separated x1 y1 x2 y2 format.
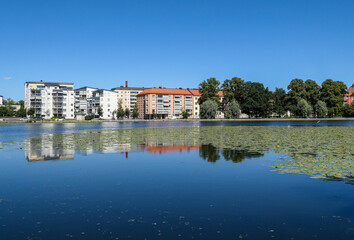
24 81 75 118
112 81 146 111
344 84 354 105
90 89 118 119
0 95 3 105
136 87 223 119
74 87 99 115
74 87 118 119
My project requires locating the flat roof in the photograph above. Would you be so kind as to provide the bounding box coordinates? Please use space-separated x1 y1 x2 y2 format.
112 86 146 90
74 86 99 91
25 81 74 85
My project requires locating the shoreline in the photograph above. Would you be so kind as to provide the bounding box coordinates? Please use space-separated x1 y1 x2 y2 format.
0 117 353 125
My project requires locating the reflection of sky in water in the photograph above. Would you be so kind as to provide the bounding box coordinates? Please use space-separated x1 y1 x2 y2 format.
1 149 354 239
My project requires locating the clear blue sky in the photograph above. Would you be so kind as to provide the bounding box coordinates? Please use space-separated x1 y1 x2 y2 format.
1 0 354 101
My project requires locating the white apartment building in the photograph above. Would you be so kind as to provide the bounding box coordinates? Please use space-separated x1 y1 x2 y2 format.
74 87 98 115
90 89 118 119
24 81 75 119
0 95 3 105
112 81 146 111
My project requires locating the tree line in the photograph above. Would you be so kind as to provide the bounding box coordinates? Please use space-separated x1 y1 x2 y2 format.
0 98 29 117
198 77 354 119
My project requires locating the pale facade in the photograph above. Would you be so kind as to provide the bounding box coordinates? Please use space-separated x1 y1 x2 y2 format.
112 82 145 111
0 95 3 105
74 87 98 115
90 89 118 119
24 81 75 119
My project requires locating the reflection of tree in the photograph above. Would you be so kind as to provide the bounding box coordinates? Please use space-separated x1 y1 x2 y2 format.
199 144 220 163
222 149 263 163
199 144 264 163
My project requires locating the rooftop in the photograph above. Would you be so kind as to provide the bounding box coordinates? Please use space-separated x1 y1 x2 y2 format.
112 86 146 91
137 87 223 97
25 81 74 85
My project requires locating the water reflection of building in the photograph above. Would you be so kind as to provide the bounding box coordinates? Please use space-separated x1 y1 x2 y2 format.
24 136 74 161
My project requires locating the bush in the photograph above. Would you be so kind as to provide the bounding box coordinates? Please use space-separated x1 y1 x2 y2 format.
85 115 95 120
200 100 218 119
296 99 313 118
314 100 328 118
225 100 241 119
342 103 354 117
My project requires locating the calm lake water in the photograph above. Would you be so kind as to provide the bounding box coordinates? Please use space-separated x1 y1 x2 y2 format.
0 121 353 239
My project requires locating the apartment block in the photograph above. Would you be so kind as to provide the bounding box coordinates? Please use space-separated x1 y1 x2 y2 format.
112 81 145 111
90 89 118 119
74 87 99 115
24 81 75 118
137 87 224 119
344 84 354 105
0 95 3 105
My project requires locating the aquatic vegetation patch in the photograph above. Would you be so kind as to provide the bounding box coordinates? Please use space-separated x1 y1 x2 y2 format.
23 126 354 182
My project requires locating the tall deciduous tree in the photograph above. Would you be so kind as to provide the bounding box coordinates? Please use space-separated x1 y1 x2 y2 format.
271 88 286 117
296 99 313 118
221 77 245 109
303 79 321 106
125 108 130 118
320 79 347 117
132 103 139 119
225 100 241 119
200 99 218 119
314 100 328 118
16 107 27 118
27 108 35 117
117 100 125 119
198 78 221 105
241 82 270 118
285 78 305 114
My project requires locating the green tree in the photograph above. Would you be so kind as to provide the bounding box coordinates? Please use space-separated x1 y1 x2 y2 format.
18 100 24 108
200 99 218 119
241 82 270 118
285 78 305 114
225 100 241 119
296 99 313 118
342 103 354 117
198 78 221 105
303 79 321 106
0 106 9 116
132 103 139 119
320 79 347 117
271 88 286 117
181 109 190 119
314 100 328 118
124 108 130 118
97 106 103 117
27 108 35 117
117 100 125 119
221 77 245 109
3 98 16 106
16 107 27 117
151 109 157 119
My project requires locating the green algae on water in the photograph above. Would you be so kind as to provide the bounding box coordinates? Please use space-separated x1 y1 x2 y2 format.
23 126 354 183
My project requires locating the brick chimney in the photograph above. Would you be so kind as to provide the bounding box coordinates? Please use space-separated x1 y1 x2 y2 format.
125 81 128 88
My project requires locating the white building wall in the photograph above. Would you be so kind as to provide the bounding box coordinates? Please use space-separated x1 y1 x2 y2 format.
24 82 75 119
100 90 118 119
0 96 3 105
